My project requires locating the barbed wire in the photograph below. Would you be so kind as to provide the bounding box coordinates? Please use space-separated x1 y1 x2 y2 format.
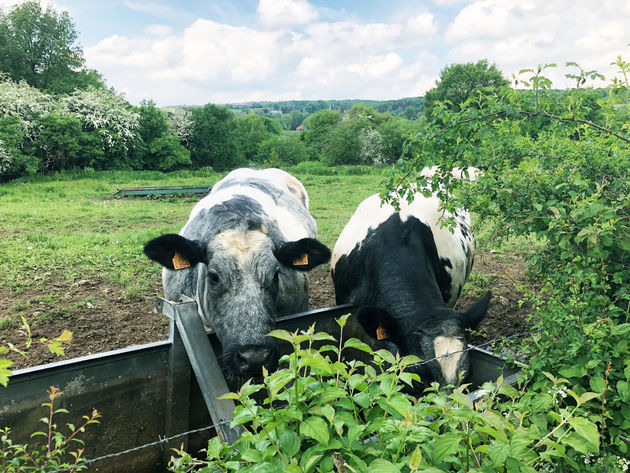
54 421 231 473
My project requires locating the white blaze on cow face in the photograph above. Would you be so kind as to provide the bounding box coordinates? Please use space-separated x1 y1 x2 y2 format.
214 229 269 268
433 336 465 385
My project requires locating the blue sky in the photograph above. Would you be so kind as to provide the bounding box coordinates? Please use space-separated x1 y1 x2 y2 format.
2 0 629 106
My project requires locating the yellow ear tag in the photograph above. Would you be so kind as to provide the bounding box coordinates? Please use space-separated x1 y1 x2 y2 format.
293 253 309 267
376 325 388 341
172 252 191 270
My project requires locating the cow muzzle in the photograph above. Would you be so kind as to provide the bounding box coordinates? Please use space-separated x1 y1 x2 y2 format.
232 344 277 377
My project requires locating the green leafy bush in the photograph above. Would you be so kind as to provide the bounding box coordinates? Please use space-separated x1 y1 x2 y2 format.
169 318 611 473
382 58 630 461
0 386 100 472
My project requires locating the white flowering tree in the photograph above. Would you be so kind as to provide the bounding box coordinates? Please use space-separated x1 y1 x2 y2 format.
166 110 193 146
60 89 140 167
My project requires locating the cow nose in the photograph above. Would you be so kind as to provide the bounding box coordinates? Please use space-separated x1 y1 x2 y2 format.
236 347 272 374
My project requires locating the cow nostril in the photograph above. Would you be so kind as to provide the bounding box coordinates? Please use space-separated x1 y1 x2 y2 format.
236 347 273 372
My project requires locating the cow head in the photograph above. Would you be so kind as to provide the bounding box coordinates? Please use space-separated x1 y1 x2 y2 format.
144 230 330 379
357 291 491 392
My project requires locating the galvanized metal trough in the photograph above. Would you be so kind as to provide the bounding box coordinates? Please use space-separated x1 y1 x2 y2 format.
0 300 522 473
113 185 212 198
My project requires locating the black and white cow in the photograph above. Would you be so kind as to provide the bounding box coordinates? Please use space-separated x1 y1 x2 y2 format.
331 192 490 390
144 168 330 378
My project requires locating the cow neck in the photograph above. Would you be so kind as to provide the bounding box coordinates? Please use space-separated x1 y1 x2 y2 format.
373 255 447 334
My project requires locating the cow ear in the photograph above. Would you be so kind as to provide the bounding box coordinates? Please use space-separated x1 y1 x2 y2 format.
274 238 331 271
143 234 206 270
356 306 400 342
461 291 491 329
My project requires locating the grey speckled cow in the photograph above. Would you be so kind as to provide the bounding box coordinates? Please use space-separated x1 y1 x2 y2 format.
144 168 330 378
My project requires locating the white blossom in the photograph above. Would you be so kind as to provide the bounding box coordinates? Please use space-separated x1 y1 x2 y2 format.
0 140 14 174
166 110 193 145
60 89 140 150
359 127 384 165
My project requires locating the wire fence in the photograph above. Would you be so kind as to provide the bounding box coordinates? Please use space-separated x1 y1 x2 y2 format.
54 421 231 472
50 330 534 472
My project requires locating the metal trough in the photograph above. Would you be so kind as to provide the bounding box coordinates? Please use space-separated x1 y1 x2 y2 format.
113 185 212 198
0 301 522 472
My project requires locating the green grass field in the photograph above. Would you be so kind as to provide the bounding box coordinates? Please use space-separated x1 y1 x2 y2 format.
0 166 384 326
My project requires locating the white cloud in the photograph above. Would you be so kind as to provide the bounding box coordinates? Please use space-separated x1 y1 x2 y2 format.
444 0 630 87
144 24 172 36
85 11 441 105
0 0 67 12
257 0 318 29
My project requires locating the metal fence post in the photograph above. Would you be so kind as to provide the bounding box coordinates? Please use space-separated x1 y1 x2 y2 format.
157 297 242 445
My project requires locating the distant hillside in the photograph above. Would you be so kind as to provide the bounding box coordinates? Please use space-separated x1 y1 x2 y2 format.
224 97 424 117
164 97 425 119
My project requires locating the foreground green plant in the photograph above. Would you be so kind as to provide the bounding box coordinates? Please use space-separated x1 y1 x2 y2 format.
0 386 100 472
169 317 607 473
382 57 630 461
0 315 72 387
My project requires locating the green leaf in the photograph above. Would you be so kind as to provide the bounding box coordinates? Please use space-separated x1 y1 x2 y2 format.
282 465 303 473
374 349 396 364
449 391 473 409
343 338 372 353
617 380 630 402
311 404 335 424
218 392 240 400
267 329 295 343
409 445 422 470
300 416 329 446
231 406 255 427
278 430 300 458
563 432 592 455
612 323 630 336
388 393 412 417
267 369 295 397
578 392 600 405
353 392 371 408
241 448 263 462
489 440 510 466
432 432 461 464
569 417 599 451
368 458 401 473
589 377 605 394
300 453 323 473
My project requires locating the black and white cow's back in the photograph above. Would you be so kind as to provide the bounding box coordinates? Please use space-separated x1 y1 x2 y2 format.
331 192 489 390
144 168 330 378
332 193 475 306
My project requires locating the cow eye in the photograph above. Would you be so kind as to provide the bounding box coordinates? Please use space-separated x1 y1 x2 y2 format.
208 270 220 286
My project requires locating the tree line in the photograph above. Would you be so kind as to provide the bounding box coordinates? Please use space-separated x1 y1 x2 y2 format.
0 0 544 183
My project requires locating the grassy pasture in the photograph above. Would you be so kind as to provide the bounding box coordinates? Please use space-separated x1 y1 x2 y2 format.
0 167 384 330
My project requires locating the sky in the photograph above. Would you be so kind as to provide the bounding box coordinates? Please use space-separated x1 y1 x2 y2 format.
2 0 629 106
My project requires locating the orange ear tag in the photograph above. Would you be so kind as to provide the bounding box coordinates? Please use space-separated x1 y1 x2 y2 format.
172 252 191 270
376 325 388 341
293 253 309 267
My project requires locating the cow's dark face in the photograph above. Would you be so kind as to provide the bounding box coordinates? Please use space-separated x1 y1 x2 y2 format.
357 291 491 393
144 230 331 379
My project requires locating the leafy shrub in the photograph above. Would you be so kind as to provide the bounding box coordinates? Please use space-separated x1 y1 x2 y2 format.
169 317 612 473
257 133 313 166
0 386 100 472
382 58 630 461
147 135 192 171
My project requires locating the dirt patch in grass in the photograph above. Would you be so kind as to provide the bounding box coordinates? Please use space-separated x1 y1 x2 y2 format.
0 250 533 370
